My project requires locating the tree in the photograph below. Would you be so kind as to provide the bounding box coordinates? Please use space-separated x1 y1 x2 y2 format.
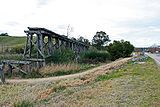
83 39 90 45
92 31 110 50
0 33 9 36
107 40 134 60
77 36 90 45
77 36 85 42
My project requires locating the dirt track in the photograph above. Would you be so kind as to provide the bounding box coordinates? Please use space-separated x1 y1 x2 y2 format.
6 57 132 84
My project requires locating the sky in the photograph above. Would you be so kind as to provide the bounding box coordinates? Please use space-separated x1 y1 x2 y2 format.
0 0 160 47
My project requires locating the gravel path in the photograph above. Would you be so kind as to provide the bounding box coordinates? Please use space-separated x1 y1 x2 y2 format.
5 57 131 84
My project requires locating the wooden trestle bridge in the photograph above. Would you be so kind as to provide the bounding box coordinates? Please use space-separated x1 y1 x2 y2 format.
0 27 89 83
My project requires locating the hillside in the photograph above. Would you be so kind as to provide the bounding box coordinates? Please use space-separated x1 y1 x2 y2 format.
0 57 160 106
0 36 26 47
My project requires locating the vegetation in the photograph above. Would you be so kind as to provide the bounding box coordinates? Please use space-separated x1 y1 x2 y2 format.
0 54 23 60
39 63 95 77
0 33 9 36
14 100 34 107
108 40 134 60
0 36 26 46
0 57 160 106
92 31 110 50
77 36 90 45
0 36 26 54
80 49 111 63
46 48 75 64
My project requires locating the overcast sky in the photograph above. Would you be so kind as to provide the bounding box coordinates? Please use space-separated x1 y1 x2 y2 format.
0 0 160 47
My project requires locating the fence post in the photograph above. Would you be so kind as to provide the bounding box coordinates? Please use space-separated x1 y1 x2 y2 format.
0 63 5 84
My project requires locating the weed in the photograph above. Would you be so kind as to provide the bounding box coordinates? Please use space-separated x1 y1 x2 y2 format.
96 72 123 81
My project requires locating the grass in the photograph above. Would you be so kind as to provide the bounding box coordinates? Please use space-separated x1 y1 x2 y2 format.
1 57 160 106
0 36 26 48
5 63 97 79
0 54 23 60
39 63 97 77
13 100 34 107
94 57 160 106
96 69 125 81
40 57 160 107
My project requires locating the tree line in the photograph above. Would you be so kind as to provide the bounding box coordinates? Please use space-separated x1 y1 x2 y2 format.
77 31 134 61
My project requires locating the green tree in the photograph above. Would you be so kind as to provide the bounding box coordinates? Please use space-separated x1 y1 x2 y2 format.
0 33 9 36
92 31 110 50
107 40 134 60
77 36 90 45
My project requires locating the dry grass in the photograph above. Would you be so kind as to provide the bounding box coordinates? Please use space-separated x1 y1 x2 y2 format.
3 57 160 107
39 63 81 74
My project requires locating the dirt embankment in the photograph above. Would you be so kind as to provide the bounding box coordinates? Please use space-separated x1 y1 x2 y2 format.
6 57 132 84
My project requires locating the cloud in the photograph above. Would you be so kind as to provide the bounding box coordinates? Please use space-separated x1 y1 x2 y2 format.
6 21 20 26
0 0 160 46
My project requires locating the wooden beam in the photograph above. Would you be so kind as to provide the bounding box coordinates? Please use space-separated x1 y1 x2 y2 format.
25 58 45 62
10 64 27 74
2 60 31 65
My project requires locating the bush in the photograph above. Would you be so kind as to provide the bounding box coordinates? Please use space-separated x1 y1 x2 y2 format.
46 48 75 64
10 46 24 54
107 40 134 60
80 50 111 63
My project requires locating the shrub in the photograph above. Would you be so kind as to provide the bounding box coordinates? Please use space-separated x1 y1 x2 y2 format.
107 40 134 60
46 48 75 64
80 50 111 63
10 46 24 54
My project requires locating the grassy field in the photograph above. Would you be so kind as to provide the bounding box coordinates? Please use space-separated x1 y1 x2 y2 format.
0 57 160 107
0 36 26 47
0 36 26 54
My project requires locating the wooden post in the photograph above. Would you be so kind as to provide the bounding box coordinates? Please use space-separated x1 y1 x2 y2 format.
48 36 53 55
39 34 44 58
8 64 13 75
55 37 59 49
25 63 31 72
36 34 40 68
0 63 5 84
23 34 29 58
29 34 33 58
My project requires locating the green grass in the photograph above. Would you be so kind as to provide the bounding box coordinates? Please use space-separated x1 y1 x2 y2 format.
0 36 26 47
0 54 23 60
95 57 160 106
